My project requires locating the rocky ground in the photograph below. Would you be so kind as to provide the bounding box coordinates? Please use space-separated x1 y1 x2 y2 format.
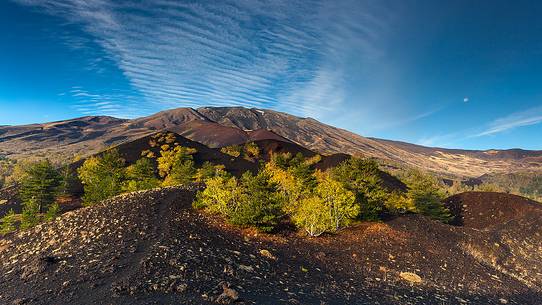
0 188 541 305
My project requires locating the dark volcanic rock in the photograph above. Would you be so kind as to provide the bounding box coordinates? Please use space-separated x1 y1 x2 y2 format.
0 188 540 304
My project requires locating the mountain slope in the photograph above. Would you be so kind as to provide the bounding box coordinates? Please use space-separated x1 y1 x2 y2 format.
1 107 542 177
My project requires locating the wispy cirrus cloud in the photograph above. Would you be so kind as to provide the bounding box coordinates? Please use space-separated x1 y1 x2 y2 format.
474 105 542 137
12 0 392 119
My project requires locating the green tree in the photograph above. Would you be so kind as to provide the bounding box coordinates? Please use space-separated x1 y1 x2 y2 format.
122 158 160 192
19 160 61 213
157 146 197 178
57 164 76 196
194 162 226 182
0 209 17 234
78 149 125 204
229 171 283 232
162 159 196 186
404 170 452 222
20 199 40 229
220 145 242 158
45 202 61 221
331 158 389 220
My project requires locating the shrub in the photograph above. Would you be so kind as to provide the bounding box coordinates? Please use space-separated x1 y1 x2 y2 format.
229 171 283 232
220 145 242 158
194 162 226 182
157 146 196 177
123 158 160 192
195 171 283 232
292 172 358 236
45 202 61 221
20 199 40 229
404 170 452 222
57 164 76 196
243 142 260 161
194 174 240 215
78 149 125 204
0 209 16 234
162 159 196 186
331 158 389 220
292 196 330 237
19 160 61 213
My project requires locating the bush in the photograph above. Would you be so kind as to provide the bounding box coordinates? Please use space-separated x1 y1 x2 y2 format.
157 146 197 177
45 202 61 221
229 171 283 232
19 160 61 213
243 142 260 161
78 149 125 204
195 171 283 232
220 145 242 158
292 173 358 236
404 170 452 222
123 158 160 192
194 162 226 182
20 199 40 229
331 158 389 220
162 159 196 186
0 209 16 234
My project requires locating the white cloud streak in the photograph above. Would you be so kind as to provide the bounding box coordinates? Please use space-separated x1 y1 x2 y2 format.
12 0 390 119
475 105 542 137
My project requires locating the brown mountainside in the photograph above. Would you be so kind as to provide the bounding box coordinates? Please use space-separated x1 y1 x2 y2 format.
1 107 542 177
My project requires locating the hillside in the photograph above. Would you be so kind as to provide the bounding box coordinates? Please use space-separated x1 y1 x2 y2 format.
1 107 542 177
0 187 541 305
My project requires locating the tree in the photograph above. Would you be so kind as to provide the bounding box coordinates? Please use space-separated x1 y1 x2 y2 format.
57 164 76 196
78 149 125 204
243 142 260 161
162 159 196 186
123 158 160 192
19 160 61 213
292 172 358 236
404 170 452 222
157 146 197 178
20 199 40 229
331 158 389 220
45 203 61 221
0 209 17 234
265 153 316 215
194 162 226 182
220 145 242 158
315 172 358 231
229 171 283 232
194 171 283 232
292 196 330 237
193 174 239 215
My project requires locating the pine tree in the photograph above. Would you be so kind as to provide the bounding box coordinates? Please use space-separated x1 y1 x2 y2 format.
19 160 61 213
0 209 17 234
78 149 125 204
20 199 40 229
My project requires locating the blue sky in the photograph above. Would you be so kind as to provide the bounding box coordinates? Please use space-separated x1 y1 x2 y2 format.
1 0 541 150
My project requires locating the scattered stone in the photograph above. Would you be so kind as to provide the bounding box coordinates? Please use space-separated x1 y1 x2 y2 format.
215 282 239 304
399 272 423 284
259 249 276 260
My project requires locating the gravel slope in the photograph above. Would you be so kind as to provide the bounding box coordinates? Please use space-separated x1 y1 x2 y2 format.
0 188 540 305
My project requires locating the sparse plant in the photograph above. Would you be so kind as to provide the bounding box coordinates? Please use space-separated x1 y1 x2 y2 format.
0 209 17 234
78 149 125 204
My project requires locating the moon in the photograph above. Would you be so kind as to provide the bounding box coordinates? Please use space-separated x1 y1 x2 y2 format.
463 97 469 102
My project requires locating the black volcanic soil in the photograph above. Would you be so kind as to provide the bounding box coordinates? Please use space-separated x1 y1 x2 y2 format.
1 188 540 305
444 191 542 229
